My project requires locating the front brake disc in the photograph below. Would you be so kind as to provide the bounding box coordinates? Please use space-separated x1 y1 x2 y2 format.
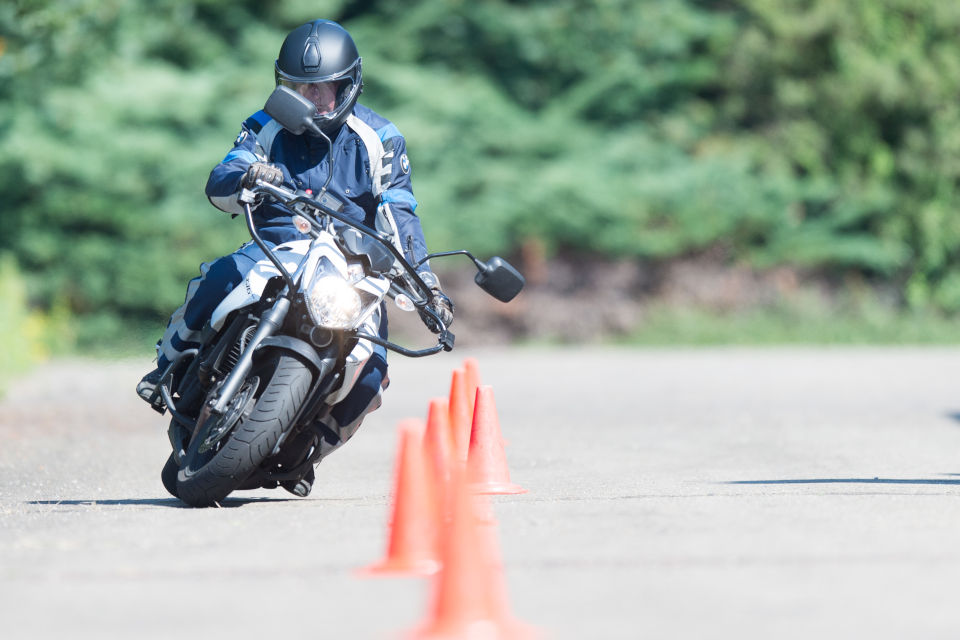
197 377 260 454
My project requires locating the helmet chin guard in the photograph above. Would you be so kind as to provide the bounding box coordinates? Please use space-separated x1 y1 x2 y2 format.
274 20 363 134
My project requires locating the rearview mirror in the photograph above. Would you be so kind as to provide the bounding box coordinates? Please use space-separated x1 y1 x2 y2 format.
474 257 525 302
264 86 321 136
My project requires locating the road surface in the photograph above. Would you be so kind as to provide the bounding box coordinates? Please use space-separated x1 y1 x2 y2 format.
2 347 960 639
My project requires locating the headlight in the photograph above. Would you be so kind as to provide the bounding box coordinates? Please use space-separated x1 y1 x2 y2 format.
305 275 362 329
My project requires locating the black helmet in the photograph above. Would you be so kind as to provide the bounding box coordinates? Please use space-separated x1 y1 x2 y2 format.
274 20 363 134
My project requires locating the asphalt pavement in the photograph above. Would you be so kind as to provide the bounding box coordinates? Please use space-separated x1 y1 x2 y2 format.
2 347 960 639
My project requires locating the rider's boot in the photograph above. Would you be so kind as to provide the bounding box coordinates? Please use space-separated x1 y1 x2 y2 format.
281 466 315 497
136 367 163 403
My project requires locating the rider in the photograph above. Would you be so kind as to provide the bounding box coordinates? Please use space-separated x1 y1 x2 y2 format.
136 19 454 496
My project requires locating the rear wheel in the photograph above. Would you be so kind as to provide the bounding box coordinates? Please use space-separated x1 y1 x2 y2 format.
176 354 313 507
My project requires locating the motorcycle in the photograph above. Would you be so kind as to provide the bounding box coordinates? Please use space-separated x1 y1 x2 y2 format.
145 86 525 507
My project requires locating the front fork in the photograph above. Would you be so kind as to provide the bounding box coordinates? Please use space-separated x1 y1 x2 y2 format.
209 296 291 414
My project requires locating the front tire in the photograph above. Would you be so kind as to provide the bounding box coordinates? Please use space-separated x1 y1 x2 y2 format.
161 453 179 499
176 354 313 507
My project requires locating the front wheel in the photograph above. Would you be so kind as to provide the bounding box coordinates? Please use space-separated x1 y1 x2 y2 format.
161 453 179 499
176 354 313 507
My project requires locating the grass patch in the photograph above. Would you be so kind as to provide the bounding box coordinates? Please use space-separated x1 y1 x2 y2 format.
72 315 163 360
0 255 73 395
623 300 960 346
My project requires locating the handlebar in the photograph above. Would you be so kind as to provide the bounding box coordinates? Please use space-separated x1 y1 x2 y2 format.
241 181 455 356
250 182 435 301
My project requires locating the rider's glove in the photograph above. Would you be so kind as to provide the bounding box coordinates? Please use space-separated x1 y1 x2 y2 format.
417 272 455 334
241 162 283 190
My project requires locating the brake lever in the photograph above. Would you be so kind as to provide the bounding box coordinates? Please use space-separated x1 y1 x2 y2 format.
439 330 455 352
354 329 454 357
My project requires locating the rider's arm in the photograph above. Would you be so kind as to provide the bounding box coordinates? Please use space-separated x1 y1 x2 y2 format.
377 131 453 328
205 113 272 216
376 132 431 273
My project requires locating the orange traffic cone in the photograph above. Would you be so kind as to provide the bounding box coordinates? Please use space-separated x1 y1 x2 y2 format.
424 398 455 489
467 386 527 495
409 468 537 639
448 368 472 466
424 397 457 523
358 419 441 576
463 357 482 417
474 503 516 626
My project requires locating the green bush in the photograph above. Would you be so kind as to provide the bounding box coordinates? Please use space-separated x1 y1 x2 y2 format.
3 0 960 352
0 254 72 392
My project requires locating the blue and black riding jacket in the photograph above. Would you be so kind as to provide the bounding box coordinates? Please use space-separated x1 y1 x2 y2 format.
205 103 429 269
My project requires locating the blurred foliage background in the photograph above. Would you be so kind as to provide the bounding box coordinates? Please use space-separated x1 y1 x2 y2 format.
2 0 960 381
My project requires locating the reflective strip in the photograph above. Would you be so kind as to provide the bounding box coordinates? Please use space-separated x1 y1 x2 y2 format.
253 120 284 161
209 193 245 216
376 202 403 252
246 110 271 131
346 114 391 198
160 317 203 363
170 331 200 350
375 123 402 143
159 341 183 364
223 148 258 165
158 272 207 362
381 188 418 212
346 114 404 253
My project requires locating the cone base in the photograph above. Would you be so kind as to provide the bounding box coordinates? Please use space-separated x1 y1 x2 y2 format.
356 557 441 577
469 482 528 495
409 616 539 640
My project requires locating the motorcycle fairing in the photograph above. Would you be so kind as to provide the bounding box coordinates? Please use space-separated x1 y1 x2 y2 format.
209 239 312 333
208 232 392 405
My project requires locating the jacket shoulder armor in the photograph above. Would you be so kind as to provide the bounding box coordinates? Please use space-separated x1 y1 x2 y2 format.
242 110 272 135
242 111 283 161
352 104 400 141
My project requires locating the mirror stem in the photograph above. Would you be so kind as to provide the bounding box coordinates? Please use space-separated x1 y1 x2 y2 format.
415 249 484 270
303 121 334 201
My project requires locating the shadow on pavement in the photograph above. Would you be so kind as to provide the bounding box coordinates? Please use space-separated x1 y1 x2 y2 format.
727 478 960 485
27 496 298 508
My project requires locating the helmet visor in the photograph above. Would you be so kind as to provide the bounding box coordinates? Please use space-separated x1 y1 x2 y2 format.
274 57 362 132
278 78 354 116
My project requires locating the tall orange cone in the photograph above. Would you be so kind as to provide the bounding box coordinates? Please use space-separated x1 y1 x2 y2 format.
467 386 527 495
463 357 482 417
409 468 537 639
448 368 472 466
424 397 456 522
425 397 458 484
474 502 516 627
358 419 441 576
